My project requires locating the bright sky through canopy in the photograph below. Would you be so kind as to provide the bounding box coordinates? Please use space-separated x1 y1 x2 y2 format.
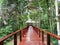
58 0 60 1
0 0 4 6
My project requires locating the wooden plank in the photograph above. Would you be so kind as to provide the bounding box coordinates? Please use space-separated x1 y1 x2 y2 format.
19 26 41 45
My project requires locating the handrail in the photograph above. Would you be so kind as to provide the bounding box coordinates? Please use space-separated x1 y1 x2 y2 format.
32 26 60 40
0 30 20 42
41 29 60 40
32 26 60 45
1 26 60 45
0 26 28 45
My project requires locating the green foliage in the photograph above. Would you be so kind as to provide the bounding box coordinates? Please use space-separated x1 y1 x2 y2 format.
0 25 12 38
0 0 58 44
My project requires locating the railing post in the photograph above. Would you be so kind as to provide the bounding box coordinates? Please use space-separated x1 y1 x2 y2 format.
39 30 40 37
14 34 17 45
42 31 44 45
47 34 50 45
0 42 3 45
20 31 22 41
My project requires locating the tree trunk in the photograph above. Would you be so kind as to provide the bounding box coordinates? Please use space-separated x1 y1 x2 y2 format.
55 0 60 45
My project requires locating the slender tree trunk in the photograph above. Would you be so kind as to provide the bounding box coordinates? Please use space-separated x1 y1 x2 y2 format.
55 0 60 45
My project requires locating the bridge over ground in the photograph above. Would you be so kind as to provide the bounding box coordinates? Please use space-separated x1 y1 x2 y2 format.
0 26 60 45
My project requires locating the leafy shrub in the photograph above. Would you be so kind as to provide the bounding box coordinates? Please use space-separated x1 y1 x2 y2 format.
0 25 12 38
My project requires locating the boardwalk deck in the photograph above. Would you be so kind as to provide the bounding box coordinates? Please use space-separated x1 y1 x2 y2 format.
19 26 42 45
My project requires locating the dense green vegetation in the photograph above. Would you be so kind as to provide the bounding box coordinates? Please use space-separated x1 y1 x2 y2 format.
0 0 60 45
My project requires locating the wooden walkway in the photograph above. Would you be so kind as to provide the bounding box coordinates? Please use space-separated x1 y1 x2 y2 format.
19 26 42 45
0 26 60 45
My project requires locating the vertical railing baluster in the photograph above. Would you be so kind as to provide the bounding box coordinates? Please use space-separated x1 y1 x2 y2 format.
20 31 22 41
47 34 50 45
42 31 44 45
39 30 40 37
0 41 3 45
14 34 17 45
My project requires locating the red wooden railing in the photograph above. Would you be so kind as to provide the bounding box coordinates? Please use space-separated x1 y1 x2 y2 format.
0 26 28 45
0 26 60 45
32 26 60 45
